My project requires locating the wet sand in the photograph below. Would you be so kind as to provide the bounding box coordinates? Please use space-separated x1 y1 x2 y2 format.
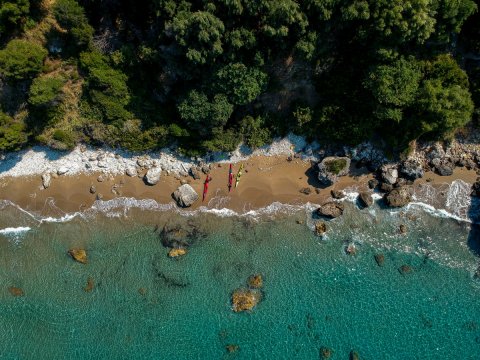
0 155 476 216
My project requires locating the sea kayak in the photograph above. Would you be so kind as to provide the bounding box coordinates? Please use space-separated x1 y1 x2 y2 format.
235 164 244 188
203 175 211 201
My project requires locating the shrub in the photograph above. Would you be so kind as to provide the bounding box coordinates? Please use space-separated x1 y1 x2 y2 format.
239 115 271 149
0 111 28 151
324 158 347 175
0 39 47 81
52 129 75 148
29 76 65 106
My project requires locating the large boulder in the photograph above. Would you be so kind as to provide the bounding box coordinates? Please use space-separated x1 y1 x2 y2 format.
358 192 373 207
317 202 344 218
145 166 162 185
317 157 351 185
384 186 412 207
380 164 398 185
57 166 69 176
41 173 51 189
435 164 453 176
400 159 424 180
173 184 199 207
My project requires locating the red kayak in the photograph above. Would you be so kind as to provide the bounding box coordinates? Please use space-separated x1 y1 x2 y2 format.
203 175 212 202
228 164 233 192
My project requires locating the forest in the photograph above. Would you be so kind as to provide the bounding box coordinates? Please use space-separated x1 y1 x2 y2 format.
0 0 479 155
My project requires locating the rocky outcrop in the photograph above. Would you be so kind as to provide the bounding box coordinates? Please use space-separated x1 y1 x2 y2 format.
380 164 398 185
317 157 351 185
400 159 424 180
317 202 344 218
368 179 379 189
168 248 187 258
231 289 262 312
384 186 412 207
315 221 327 236
41 173 51 189
350 350 360 360
345 243 357 255
173 184 199 207
472 178 480 197
68 249 87 264
247 274 263 289
358 192 373 207
145 166 162 185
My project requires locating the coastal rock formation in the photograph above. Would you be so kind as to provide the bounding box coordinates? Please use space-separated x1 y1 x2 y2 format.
380 164 398 185
173 184 199 207
231 288 262 312
57 166 69 175
400 159 424 180
41 173 51 189
358 192 373 207
247 274 263 289
68 249 87 264
317 156 351 185
319 346 333 359
374 253 385 266
384 186 412 207
315 221 327 236
8 286 24 297
145 166 162 185
168 248 187 258
317 202 344 218
126 167 137 177
331 190 345 199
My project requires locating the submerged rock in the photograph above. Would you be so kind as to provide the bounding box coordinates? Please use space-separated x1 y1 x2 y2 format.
315 221 327 236
317 156 351 185
345 243 357 255
145 166 162 185
350 350 360 360
317 202 344 218
41 173 51 189
374 253 385 266
173 184 199 207
231 289 262 312
226 344 239 353
358 192 373 207
247 274 263 289
319 346 333 359
8 286 24 297
84 277 94 292
168 248 187 258
398 264 412 275
68 249 87 264
384 186 412 207
399 224 407 234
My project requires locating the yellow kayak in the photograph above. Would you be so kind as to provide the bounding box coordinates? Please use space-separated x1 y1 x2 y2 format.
235 164 244 188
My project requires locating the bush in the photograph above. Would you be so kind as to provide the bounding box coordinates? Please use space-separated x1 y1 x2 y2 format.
324 158 347 175
52 129 75 148
0 39 47 81
53 0 93 49
29 76 65 106
239 115 271 149
0 111 28 151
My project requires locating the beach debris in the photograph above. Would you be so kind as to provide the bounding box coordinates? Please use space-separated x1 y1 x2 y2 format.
399 224 407 234
247 274 263 289
168 248 187 258
231 288 262 312
358 192 373 207
331 189 345 199
384 186 412 208
89 185 96 194
84 277 94 292
225 344 239 353
314 221 327 236
398 264 412 275
345 243 357 255
379 164 398 185
319 346 333 359
317 156 351 185
317 202 344 218
299 187 312 195
400 159 424 180
8 286 24 297
57 166 69 176
350 350 360 360
173 184 199 208
68 249 87 264
41 173 51 189
374 253 385 266
126 167 137 177
145 166 162 185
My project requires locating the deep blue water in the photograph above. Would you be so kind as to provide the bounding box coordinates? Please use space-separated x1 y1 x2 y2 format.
0 198 480 359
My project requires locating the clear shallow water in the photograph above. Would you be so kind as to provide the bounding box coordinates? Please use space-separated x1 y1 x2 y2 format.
0 199 480 359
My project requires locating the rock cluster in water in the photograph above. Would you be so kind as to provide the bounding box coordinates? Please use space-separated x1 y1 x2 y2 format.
231 274 264 312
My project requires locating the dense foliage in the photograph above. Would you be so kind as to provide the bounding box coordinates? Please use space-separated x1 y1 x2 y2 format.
0 0 479 153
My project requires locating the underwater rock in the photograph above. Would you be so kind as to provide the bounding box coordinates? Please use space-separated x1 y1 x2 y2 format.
68 249 87 264
8 286 24 297
350 350 360 360
231 289 262 312
384 186 412 207
173 184 199 207
145 166 162 185
84 277 94 292
226 344 239 353
331 189 345 199
399 224 407 234
168 248 187 258
319 346 333 359
398 265 412 275
358 192 373 207
315 221 327 236
247 274 263 289
317 202 344 218
374 253 385 266
345 243 357 255
138 287 147 296
161 224 201 248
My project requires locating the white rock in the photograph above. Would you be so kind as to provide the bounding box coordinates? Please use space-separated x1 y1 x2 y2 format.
97 161 107 168
173 184 199 207
145 167 162 185
41 173 51 189
57 167 69 175
126 167 137 177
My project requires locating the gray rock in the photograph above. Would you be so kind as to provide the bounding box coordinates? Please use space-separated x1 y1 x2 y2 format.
358 192 373 207
189 166 202 180
384 186 412 207
41 173 51 189
126 167 137 177
317 202 345 218
400 159 424 180
145 167 162 185
435 164 453 176
368 179 379 189
317 156 351 185
380 164 398 185
173 184 199 207
57 167 69 175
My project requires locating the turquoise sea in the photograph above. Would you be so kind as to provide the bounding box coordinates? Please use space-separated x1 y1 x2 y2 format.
1 182 480 359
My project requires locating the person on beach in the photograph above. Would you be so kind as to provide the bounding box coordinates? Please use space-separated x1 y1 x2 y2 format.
203 175 212 201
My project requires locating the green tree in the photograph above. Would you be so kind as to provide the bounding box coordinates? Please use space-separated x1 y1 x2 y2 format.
0 39 47 80
0 0 30 36
239 115 271 148
29 76 65 106
0 110 28 151
53 0 93 49
215 63 268 105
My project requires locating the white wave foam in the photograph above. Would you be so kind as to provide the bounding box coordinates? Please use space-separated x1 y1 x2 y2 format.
0 226 31 235
402 202 470 223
